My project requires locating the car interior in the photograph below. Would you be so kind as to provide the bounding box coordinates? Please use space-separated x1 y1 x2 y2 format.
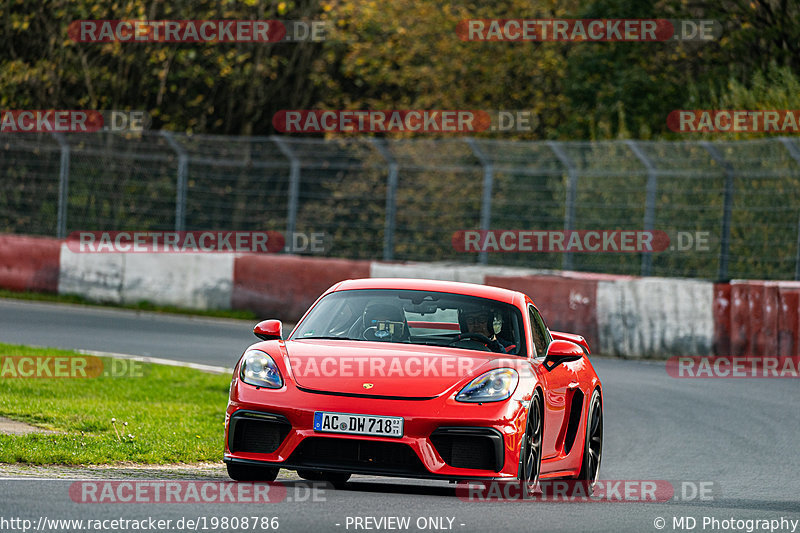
295 289 526 355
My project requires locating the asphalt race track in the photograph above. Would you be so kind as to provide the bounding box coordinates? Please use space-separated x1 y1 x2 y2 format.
0 299 255 368
1 298 799 533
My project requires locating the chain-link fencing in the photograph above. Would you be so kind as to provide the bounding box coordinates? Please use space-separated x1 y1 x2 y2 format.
2 132 799 280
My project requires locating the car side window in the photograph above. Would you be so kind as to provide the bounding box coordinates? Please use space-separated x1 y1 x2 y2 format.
528 306 548 358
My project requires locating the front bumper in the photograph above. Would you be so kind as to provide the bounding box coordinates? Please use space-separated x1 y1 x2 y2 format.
223 380 529 480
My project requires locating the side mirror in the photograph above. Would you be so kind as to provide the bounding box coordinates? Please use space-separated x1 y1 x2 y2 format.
254 319 283 341
543 339 584 371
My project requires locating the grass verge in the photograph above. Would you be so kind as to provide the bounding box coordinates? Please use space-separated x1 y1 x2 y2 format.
0 342 231 464
0 289 258 321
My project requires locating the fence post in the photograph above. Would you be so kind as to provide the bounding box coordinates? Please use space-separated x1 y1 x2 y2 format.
777 138 800 280
466 138 494 265
160 131 188 232
625 141 658 277
701 141 733 281
547 141 578 270
369 138 398 261
778 136 800 164
52 133 70 238
271 136 300 245
795 214 800 282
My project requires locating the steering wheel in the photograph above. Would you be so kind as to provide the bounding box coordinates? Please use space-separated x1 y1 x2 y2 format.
448 333 504 353
362 325 403 341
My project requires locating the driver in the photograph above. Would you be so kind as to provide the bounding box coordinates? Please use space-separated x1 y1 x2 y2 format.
458 305 514 353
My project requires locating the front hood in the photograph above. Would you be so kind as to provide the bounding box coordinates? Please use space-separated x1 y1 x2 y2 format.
283 339 500 398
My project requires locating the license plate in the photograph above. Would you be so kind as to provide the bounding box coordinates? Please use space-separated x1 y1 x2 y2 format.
313 411 403 438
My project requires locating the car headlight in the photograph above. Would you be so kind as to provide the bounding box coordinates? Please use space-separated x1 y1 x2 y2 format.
456 368 518 402
240 349 283 389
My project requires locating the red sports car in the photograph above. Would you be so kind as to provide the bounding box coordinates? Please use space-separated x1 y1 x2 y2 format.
224 278 603 491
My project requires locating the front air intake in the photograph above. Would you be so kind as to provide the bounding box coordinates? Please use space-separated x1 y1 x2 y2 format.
229 411 291 454
430 427 504 472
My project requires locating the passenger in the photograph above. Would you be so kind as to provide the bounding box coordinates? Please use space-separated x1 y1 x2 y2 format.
458 305 515 353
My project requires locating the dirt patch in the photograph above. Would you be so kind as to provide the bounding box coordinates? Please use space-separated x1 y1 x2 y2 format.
0 462 302 480
0 417 57 436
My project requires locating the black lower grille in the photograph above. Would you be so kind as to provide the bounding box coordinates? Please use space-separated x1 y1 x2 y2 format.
430 427 503 471
288 437 427 474
229 412 290 454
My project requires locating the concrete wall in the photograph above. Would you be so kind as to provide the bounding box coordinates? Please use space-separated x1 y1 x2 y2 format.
0 235 60 293
59 244 234 309
716 280 800 356
595 277 713 357
233 254 371 319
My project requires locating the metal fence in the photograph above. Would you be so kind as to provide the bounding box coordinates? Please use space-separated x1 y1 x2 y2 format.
2 132 800 281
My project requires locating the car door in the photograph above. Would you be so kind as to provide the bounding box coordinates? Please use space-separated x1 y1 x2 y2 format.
529 305 579 460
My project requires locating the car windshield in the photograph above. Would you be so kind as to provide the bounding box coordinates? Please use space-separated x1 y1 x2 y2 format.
290 289 525 355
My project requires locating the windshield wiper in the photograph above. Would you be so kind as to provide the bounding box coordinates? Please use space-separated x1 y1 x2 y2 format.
407 340 450 347
295 336 365 341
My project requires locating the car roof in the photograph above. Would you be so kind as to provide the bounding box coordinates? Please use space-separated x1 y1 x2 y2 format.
330 278 527 306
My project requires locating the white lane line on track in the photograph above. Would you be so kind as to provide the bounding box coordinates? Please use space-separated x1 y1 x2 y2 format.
76 349 232 375
0 297 257 326
0 477 97 481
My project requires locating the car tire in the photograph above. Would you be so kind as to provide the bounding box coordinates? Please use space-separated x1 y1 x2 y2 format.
226 462 279 482
297 469 351 489
518 390 543 494
576 389 603 494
